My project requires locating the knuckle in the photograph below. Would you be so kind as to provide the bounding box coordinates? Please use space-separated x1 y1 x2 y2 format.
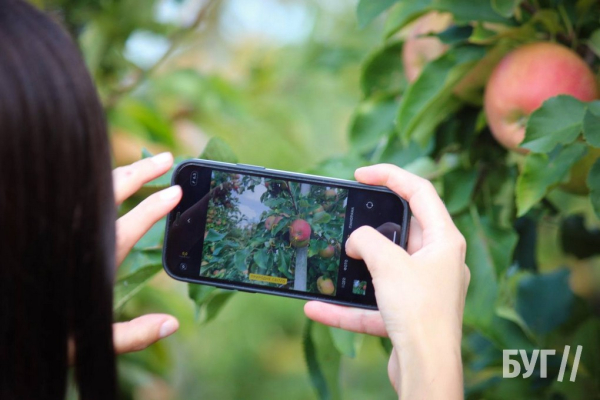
418 178 437 194
113 165 136 182
454 232 467 253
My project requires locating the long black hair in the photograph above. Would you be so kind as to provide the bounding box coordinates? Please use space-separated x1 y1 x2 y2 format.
0 0 117 398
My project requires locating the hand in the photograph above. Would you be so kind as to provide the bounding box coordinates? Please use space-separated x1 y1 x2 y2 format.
112 152 182 354
304 164 469 399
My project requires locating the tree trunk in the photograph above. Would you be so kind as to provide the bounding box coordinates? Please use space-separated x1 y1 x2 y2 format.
294 184 310 291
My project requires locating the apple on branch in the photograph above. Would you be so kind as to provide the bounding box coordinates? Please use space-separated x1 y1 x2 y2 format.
484 42 599 152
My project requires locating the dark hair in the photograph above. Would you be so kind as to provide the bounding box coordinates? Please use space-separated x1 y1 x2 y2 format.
0 1 117 398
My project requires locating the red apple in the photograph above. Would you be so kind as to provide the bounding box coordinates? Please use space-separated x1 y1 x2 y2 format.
402 11 453 82
484 42 598 152
264 215 283 230
289 219 311 248
319 244 335 259
317 276 335 295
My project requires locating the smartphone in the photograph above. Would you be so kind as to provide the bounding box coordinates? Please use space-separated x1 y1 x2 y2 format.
163 159 410 309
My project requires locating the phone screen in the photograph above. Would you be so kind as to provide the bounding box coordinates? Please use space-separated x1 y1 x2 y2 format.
165 162 409 309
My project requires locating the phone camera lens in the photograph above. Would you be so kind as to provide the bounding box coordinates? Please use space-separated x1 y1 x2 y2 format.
179 263 188 271
365 201 374 210
190 171 198 186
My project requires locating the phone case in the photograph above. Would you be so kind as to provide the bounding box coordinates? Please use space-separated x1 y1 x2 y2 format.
163 159 411 310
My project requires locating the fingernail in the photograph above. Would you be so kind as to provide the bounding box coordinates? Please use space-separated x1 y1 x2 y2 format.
159 319 178 338
152 152 172 165
160 185 181 200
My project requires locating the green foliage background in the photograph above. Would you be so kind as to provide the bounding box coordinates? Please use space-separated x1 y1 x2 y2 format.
34 0 600 398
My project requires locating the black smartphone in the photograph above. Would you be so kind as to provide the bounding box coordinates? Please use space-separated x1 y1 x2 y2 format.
163 159 410 309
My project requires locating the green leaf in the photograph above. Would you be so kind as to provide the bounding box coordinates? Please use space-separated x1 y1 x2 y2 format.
385 0 508 35
200 137 239 163
457 210 532 350
111 99 176 147
570 319 600 384
491 0 522 17
457 209 517 326
396 45 485 147
234 249 250 272
521 96 586 153
114 263 163 310
550 318 600 398
133 219 165 250
583 100 600 147
384 1 431 37
380 337 393 355
443 168 478 214
588 159 600 219
329 328 363 358
312 212 332 225
303 320 341 400
309 154 366 180
204 229 226 242
278 251 293 279
117 248 162 279
188 284 217 306
188 284 235 323
114 248 163 310
516 143 588 216
436 0 510 24
357 0 399 29
360 41 406 97
516 269 574 335
437 25 474 45
379 138 432 167
253 249 270 270
588 29 600 58
203 290 235 323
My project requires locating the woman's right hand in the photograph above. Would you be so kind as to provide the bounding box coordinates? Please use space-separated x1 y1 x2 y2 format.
304 164 470 400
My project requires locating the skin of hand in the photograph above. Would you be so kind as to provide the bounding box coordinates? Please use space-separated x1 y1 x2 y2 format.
111 152 182 354
304 164 470 399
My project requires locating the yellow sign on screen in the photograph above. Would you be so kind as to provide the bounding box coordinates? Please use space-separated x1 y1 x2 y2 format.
249 273 287 285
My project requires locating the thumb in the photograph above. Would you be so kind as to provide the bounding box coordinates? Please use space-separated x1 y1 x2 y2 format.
113 314 179 354
345 226 411 280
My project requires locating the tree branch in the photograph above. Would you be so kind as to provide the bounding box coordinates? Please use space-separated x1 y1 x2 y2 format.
104 0 220 109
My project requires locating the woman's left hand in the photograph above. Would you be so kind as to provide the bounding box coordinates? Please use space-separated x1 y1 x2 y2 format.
112 152 182 354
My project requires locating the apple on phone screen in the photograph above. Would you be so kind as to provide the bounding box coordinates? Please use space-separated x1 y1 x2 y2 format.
163 160 410 309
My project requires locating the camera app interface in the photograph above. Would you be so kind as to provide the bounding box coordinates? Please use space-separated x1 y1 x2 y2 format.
200 171 348 296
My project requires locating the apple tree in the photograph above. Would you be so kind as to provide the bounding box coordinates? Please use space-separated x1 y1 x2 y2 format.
298 1 600 399
194 169 348 295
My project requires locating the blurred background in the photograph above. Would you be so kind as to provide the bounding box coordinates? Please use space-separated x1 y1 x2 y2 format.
38 0 600 398
47 0 398 399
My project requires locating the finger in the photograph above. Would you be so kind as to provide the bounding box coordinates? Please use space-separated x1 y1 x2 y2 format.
407 216 423 255
304 301 388 337
355 164 455 237
345 226 411 279
113 314 179 354
113 152 174 205
116 185 182 265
